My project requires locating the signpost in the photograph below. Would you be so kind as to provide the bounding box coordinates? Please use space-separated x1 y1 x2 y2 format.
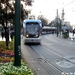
14 0 21 66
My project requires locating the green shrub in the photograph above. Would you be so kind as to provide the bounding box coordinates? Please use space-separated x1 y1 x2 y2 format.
62 32 69 38
0 41 14 50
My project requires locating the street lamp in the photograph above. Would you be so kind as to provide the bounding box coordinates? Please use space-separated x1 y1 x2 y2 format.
14 0 21 66
56 9 58 37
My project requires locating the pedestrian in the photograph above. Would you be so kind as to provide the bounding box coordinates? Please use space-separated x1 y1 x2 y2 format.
21 28 24 39
73 29 75 36
10 31 13 41
10 31 14 41
1 31 5 39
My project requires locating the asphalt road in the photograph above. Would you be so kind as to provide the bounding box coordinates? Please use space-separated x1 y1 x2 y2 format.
1 33 74 75
21 34 75 75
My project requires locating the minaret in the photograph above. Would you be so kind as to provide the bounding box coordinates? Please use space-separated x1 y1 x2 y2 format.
61 8 65 26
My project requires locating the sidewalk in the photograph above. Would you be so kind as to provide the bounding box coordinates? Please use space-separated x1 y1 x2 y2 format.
0 34 23 41
0 36 11 41
53 33 75 41
69 33 75 41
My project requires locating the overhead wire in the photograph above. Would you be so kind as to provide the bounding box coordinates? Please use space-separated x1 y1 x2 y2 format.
63 0 75 8
58 0 75 10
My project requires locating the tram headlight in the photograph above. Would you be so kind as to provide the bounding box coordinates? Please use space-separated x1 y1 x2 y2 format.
35 34 38 37
26 34 29 37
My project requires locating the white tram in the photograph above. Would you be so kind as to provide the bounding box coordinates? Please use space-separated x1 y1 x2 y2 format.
42 26 56 34
23 19 42 44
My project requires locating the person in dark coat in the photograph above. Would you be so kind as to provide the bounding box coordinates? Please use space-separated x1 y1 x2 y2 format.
1 31 5 39
10 32 13 41
73 29 75 36
10 31 14 41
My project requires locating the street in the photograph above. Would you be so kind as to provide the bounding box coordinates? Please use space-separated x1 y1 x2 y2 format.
0 32 75 75
21 34 75 75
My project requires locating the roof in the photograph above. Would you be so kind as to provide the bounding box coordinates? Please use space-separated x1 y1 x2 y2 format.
23 19 41 23
42 26 56 29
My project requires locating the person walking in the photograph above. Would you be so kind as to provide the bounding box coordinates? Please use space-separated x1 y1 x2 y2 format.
10 30 14 41
1 31 5 39
73 29 75 36
10 32 13 41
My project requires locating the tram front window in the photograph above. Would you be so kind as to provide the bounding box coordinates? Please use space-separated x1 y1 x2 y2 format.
26 24 39 38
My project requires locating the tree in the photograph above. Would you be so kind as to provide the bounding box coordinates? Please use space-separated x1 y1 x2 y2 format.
0 0 34 48
37 15 48 26
0 0 33 24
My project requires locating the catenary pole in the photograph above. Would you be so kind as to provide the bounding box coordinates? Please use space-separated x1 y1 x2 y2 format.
56 9 58 37
14 0 21 66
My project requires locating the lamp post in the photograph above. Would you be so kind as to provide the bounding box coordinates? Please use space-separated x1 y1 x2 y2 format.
56 9 58 37
14 0 21 66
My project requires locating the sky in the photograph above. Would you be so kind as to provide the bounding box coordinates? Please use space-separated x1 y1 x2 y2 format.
27 0 75 26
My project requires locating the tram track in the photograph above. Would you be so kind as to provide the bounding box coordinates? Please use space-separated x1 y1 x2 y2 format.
29 44 63 74
42 36 75 63
22 34 75 75
41 44 75 64
28 37 75 74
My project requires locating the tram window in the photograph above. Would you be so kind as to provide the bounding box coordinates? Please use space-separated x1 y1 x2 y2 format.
26 22 39 25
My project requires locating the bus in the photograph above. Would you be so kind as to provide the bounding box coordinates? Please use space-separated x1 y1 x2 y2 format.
23 19 42 44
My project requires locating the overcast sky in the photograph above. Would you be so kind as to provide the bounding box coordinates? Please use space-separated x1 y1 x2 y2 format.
28 0 75 26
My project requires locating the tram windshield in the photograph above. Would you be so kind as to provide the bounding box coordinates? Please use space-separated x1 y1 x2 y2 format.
25 22 39 38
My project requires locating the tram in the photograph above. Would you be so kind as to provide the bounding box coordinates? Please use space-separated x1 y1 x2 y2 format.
23 19 42 44
42 26 56 34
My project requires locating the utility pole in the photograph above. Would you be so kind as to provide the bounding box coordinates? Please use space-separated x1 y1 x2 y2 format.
61 8 65 26
56 9 58 37
14 0 21 66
